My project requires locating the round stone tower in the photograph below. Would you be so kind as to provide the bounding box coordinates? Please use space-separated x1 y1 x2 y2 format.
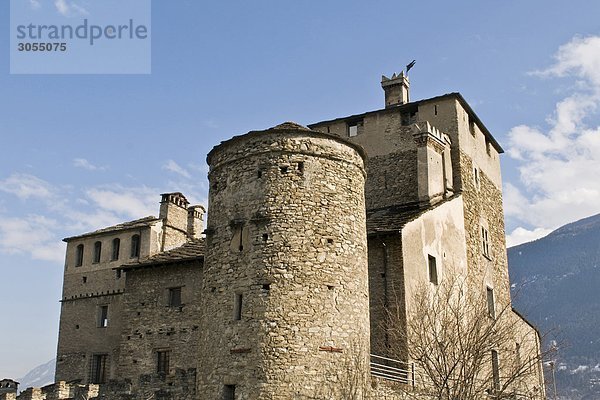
198 122 370 399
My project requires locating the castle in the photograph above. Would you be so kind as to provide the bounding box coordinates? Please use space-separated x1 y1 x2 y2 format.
3 72 545 400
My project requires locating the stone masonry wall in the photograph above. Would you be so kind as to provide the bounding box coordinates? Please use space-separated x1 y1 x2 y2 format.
199 127 370 399
367 234 406 358
117 262 202 389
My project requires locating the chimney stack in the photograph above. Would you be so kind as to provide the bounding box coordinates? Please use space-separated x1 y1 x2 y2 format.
187 205 205 239
381 71 410 108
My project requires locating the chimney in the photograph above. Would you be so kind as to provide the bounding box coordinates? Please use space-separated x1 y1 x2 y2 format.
381 71 410 108
187 205 206 239
159 192 189 251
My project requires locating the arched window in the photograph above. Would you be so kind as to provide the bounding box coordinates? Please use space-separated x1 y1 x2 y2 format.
111 238 120 261
130 234 140 258
93 241 102 263
75 244 84 267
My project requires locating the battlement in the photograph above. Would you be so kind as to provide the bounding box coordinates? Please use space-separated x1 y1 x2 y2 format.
381 71 410 107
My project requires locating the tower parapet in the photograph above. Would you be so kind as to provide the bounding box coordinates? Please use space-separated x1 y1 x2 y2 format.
381 71 410 107
199 122 370 399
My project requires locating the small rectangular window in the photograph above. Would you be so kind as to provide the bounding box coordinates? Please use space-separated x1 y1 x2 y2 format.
98 305 109 328
348 123 358 137
347 119 363 137
473 167 480 190
491 350 500 391
233 293 243 321
90 354 108 384
156 350 170 374
223 385 236 400
487 287 495 319
169 287 182 307
428 255 438 285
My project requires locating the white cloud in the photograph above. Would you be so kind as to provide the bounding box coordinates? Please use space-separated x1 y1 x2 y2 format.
54 0 88 17
162 160 191 179
506 227 552 248
0 173 58 201
506 35 600 240
29 0 41 10
85 186 158 219
0 215 65 263
73 158 107 171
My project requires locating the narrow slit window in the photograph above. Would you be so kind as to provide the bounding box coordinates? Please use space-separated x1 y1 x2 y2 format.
75 244 84 267
130 234 140 258
428 255 438 285
233 293 243 321
93 241 102 264
491 350 500 391
487 287 495 319
98 305 109 328
111 238 120 261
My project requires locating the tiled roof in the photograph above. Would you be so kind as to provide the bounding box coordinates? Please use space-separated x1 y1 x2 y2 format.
366 194 460 235
119 238 205 270
63 216 160 242
367 203 424 235
270 121 311 131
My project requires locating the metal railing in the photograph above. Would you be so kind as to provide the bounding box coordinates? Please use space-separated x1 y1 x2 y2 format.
370 354 414 386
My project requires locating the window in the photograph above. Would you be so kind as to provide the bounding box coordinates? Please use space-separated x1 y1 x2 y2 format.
98 305 109 328
130 234 140 258
491 350 500 391
111 238 120 261
487 287 495 319
233 293 243 321
473 167 480 190
428 255 438 285
93 241 102 264
515 343 522 367
156 350 170 374
90 354 108 384
481 226 491 259
168 287 182 307
75 244 84 267
223 385 236 400
347 119 363 137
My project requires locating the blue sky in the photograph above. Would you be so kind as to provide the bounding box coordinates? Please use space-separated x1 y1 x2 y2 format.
1 0 600 379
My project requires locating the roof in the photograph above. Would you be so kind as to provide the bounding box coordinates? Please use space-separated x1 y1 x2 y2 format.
307 92 504 153
366 194 461 235
206 121 368 164
63 216 160 242
118 238 205 271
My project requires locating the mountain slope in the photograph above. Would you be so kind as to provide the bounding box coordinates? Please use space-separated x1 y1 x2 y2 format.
17 359 55 391
508 213 600 399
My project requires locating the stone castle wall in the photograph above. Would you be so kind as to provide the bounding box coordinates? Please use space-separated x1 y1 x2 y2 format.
117 261 203 387
199 126 370 399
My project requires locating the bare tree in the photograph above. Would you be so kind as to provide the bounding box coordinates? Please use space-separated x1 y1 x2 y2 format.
383 274 549 400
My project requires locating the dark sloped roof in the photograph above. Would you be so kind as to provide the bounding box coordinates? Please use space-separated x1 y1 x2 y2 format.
367 204 424 235
119 238 205 271
367 194 461 235
63 216 160 242
308 92 503 153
